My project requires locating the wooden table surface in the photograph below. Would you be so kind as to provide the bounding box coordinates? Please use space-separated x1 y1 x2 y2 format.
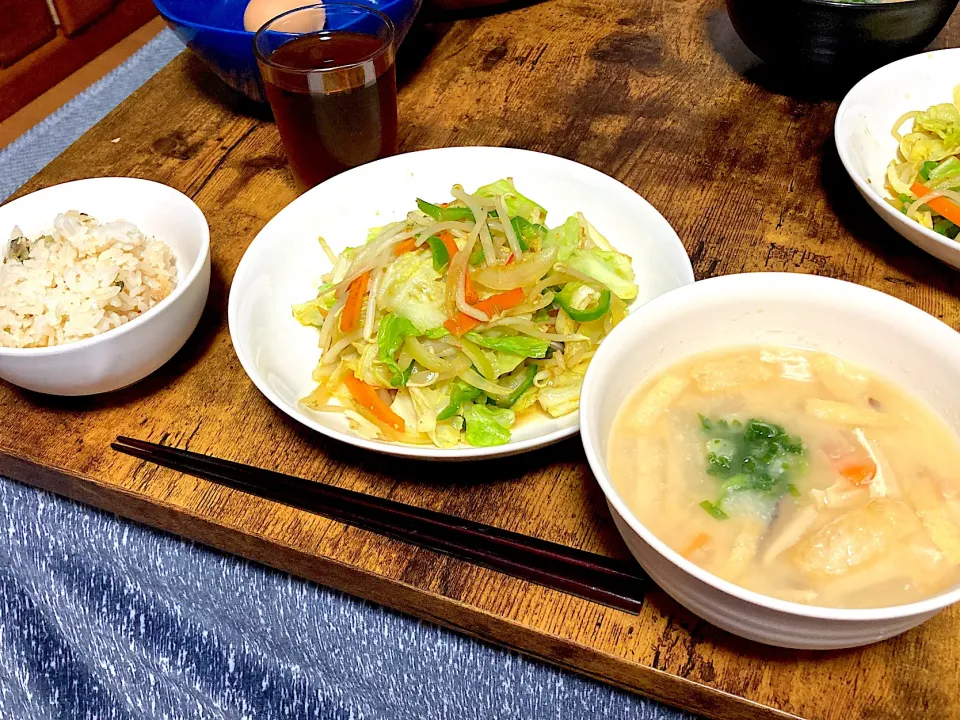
4 1 960 718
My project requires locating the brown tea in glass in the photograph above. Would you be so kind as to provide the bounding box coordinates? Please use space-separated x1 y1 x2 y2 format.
254 4 397 191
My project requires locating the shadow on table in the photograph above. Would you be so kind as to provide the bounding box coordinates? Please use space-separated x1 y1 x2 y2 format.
180 53 274 121
705 8 859 103
395 18 456 88
820 140 960 300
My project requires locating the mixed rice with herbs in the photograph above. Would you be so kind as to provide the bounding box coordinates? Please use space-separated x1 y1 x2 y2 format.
0 211 178 349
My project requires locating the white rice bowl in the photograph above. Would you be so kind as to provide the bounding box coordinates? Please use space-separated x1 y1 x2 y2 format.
0 211 178 349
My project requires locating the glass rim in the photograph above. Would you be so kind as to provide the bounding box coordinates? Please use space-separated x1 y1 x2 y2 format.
253 2 396 76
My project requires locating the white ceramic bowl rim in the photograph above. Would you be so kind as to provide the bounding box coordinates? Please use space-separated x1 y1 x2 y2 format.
581 271 960 622
834 48 960 261
0 178 211 358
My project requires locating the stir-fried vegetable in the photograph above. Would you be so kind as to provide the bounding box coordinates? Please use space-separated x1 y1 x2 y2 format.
556 282 611 322
417 199 474 222
425 236 450 270
340 272 369 332
292 180 637 447
887 87 960 237
698 417 807 520
462 403 515 446
343 372 406 432
377 314 419 387
436 380 482 421
444 288 525 336
911 182 960 227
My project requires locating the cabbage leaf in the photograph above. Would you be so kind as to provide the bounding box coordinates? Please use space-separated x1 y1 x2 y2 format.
537 371 583 418
355 344 395 388
464 332 550 359
915 104 960 148
565 248 638 300
474 178 547 224
462 403 515 446
431 416 464 448
378 250 447 331
377 313 419 386
542 215 580 261
437 380 481 421
292 286 334 328
408 384 451 435
577 213 614 251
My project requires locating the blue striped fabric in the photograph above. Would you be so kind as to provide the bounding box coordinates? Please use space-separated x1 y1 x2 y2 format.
0 29 696 720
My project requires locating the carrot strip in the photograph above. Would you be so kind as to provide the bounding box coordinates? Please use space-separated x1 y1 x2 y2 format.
837 459 876 486
444 288 525 336
438 231 459 259
339 271 370 332
682 533 711 558
392 238 418 256
343 372 405 432
912 182 960 226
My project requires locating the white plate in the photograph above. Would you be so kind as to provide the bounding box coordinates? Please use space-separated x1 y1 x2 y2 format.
836 48 960 270
228 147 694 459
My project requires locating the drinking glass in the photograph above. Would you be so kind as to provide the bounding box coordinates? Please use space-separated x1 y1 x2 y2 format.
254 3 397 191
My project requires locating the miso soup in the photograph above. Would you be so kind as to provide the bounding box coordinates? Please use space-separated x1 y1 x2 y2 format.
608 347 960 609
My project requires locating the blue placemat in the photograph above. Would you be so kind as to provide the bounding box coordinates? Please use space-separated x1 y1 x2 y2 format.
0 29 697 720
0 30 184 200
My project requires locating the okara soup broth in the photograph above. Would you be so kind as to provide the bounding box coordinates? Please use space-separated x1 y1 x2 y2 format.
608 347 960 609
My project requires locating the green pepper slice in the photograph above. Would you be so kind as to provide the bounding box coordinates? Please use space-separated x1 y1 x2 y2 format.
496 364 538 408
510 216 547 252
920 161 938 182
437 380 482 421
509 217 530 252
425 235 450 271
556 282 611 322
470 219 541 266
417 199 474 222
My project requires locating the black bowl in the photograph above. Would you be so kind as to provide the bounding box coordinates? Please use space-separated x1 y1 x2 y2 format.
726 0 959 72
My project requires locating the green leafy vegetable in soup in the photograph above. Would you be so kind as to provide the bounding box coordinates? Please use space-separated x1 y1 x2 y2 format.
698 417 806 520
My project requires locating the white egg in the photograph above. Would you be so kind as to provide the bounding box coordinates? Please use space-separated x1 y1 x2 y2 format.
243 0 326 32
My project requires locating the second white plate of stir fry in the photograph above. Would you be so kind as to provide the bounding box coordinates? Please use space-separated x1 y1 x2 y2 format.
228 147 694 459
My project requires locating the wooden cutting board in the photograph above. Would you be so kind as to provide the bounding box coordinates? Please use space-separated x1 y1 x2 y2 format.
3 1 960 718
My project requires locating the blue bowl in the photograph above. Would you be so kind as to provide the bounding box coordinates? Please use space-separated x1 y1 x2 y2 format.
153 0 422 103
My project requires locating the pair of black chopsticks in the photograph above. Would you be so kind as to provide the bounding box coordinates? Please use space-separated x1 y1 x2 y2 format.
111 436 649 613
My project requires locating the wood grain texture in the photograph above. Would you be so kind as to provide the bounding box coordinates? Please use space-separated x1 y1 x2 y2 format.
3 1 960 718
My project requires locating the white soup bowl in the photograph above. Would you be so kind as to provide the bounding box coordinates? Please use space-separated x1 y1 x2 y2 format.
580 272 960 649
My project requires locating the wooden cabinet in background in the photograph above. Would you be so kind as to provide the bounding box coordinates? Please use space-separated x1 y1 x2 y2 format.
0 0 156 122
0 0 58 67
52 0 120 36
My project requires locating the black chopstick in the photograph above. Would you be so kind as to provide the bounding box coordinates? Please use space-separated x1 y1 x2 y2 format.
112 436 649 613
